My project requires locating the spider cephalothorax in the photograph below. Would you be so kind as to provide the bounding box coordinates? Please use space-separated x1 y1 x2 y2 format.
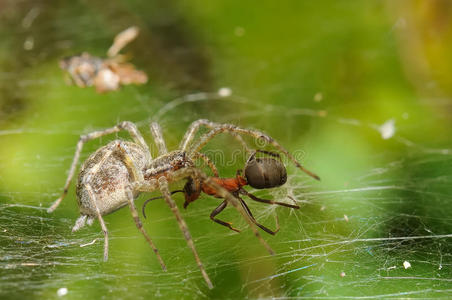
144 151 193 180
48 119 319 289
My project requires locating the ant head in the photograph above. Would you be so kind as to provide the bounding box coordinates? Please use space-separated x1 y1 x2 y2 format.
244 157 287 189
182 178 201 209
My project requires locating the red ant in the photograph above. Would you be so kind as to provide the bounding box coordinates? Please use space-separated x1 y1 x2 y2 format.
142 150 299 235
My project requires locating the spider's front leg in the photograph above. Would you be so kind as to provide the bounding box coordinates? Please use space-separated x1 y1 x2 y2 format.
157 176 214 289
189 121 320 181
180 119 250 153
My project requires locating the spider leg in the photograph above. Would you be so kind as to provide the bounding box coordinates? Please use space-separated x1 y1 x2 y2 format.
158 176 213 289
192 151 219 177
85 184 109 261
180 119 250 153
210 200 241 232
239 197 280 235
150 122 168 155
48 121 149 213
116 141 145 181
76 146 119 261
167 167 275 255
247 149 282 164
241 189 300 209
130 178 160 193
125 187 167 271
72 215 87 232
107 143 166 270
188 122 320 181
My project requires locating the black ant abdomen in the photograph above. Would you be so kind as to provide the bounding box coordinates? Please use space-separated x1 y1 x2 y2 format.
244 154 287 189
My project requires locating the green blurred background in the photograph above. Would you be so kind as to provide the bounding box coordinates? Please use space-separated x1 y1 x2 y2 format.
2 0 452 299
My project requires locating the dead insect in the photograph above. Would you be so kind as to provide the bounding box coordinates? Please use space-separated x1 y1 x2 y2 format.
60 26 147 93
143 150 299 235
47 119 319 289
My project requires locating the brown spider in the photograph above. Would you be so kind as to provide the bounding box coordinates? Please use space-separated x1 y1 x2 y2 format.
47 119 319 289
142 150 300 235
60 26 147 93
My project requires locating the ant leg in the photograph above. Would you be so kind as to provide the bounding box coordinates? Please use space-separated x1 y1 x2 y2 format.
241 190 300 209
48 121 149 213
210 201 241 233
85 184 109 261
167 167 275 255
239 198 280 235
158 177 213 290
125 187 167 271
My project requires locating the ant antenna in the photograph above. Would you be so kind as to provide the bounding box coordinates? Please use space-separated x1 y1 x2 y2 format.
142 190 183 218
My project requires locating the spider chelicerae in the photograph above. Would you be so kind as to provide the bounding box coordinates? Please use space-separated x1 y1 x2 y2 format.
47 119 319 289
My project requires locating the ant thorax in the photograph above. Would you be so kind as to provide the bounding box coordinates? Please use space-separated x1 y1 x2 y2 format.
144 150 194 180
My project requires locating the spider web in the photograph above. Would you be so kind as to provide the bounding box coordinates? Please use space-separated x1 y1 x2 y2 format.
1 90 452 300
1 1 452 299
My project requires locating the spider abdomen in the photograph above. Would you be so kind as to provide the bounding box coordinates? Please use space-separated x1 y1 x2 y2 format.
76 140 150 216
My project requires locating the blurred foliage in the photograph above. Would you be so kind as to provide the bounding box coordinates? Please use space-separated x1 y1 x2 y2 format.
1 0 452 299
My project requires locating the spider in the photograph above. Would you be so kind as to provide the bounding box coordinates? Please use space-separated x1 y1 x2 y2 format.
142 150 300 235
60 26 147 93
47 119 319 289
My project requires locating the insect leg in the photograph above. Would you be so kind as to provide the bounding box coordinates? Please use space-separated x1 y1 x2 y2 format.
210 200 241 232
167 167 275 255
241 190 300 209
239 198 280 235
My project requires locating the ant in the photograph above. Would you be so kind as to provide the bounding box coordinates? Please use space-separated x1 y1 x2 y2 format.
142 150 299 235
